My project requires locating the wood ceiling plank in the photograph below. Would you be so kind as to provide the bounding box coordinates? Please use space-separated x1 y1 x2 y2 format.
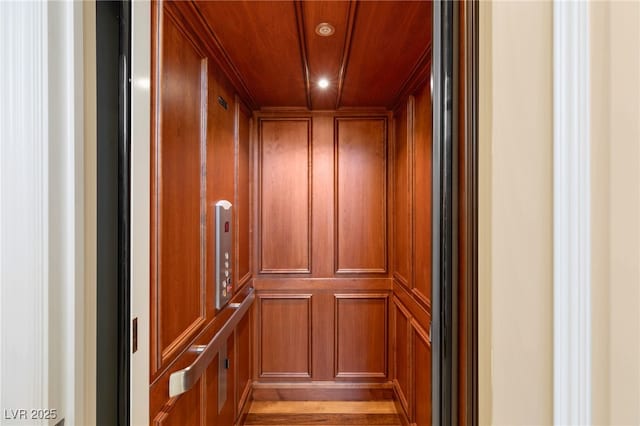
302 0 352 110
197 0 307 108
335 1 358 110
339 1 432 108
294 1 312 109
194 0 432 110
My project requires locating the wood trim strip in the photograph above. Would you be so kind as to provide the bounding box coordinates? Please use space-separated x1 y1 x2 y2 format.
407 96 416 293
160 317 208 365
294 1 312 110
393 279 431 326
244 413 401 425
234 95 241 293
335 0 358 109
392 381 411 426
255 109 387 118
237 272 252 290
251 381 395 401
236 382 253 426
392 297 413 416
150 0 161 376
389 45 432 112
249 401 398 414
253 277 392 291
410 317 431 348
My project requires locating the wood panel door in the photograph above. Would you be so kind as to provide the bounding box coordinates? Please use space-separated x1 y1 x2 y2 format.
150 0 210 380
150 4 210 422
149 2 253 424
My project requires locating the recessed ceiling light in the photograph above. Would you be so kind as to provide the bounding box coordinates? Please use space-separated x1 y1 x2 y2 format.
315 23 335 37
318 78 329 89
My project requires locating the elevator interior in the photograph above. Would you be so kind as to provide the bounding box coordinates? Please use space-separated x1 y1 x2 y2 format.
149 1 434 424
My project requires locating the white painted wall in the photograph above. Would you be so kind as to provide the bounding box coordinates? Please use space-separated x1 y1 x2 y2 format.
0 1 50 423
0 2 93 425
479 2 554 424
130 2 151 425
83 1 97 424
480 1 640 425
553 2 591 424
590 2 640 424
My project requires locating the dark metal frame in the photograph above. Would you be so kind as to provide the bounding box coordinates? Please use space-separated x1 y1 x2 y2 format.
432 1 478 424
96 1 131 424
467 3 479 424
117 2 132 424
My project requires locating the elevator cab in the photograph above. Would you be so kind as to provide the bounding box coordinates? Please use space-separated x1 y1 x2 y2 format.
147 1 434 424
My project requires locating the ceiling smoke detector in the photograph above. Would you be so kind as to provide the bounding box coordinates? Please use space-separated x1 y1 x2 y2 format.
315 23 335 37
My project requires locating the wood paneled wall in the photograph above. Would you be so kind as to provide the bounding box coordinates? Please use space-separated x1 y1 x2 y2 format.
253 112 393 391
391 79 432 425
150 2 253 424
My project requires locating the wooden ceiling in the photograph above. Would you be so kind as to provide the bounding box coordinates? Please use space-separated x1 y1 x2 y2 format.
194 0 432 110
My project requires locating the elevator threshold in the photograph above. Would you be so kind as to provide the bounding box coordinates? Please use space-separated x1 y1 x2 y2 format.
243 401 402 425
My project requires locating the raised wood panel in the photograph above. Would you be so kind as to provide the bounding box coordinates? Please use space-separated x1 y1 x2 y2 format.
226 333 236 424
335 294 388 378
413 82 432 308
259 295 312 378
236 99 252 286
152 5 208 372
312 291 335 380
205 353 220 426
412 319 431 426
335 118 387 273
236 304 252 413
393 297 411 417
204 333 236 425
393 102 412 286
259 119 311 273
207 64 237 314
152 380 202 426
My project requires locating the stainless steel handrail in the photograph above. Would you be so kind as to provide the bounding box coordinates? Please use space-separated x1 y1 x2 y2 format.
168 288 254 398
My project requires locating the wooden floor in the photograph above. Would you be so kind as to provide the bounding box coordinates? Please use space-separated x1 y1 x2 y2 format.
243 401 402 425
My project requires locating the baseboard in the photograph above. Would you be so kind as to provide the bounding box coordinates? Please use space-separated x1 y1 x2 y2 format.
251 381 395 401
236 380 253 426
392 380 411 425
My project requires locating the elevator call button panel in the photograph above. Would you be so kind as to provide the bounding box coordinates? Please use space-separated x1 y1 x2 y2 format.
215 200 233 310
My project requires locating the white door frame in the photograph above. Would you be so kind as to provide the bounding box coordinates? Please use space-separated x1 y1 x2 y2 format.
553 1 591 424
0 1 90 424
130 1 152 425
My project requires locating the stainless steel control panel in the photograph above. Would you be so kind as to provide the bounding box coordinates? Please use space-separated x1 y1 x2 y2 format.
215 200 232 310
